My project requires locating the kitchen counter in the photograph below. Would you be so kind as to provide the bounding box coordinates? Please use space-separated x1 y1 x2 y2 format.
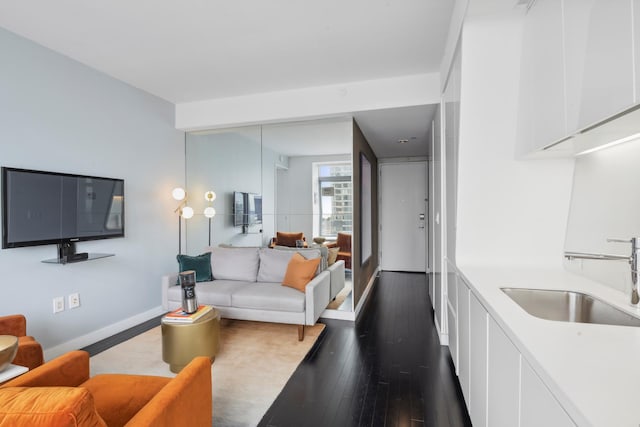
458 264 640 427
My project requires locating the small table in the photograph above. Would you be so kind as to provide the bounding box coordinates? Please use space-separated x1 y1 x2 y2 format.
161 308 220 373
0 364 28 384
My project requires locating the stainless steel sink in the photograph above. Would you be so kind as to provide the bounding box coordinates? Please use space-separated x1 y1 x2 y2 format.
501 288 640 327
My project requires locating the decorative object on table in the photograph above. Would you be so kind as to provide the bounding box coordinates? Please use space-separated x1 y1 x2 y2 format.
163 305 213 324
313 236 326 244
172 187 193 255
203 190 217 246
0 335 18 372
0 314 43 371
179 270 198 314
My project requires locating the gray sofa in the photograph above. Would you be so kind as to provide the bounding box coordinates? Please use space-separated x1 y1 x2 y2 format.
161 246 344 340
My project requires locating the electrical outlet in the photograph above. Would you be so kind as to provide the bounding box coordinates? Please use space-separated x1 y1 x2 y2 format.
53 297 64 313
68 293 80 309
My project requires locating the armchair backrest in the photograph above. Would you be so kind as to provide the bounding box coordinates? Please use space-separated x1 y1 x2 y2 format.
336 233 352 252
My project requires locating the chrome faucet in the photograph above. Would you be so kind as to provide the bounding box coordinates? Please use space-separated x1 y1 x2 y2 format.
564 237 639 305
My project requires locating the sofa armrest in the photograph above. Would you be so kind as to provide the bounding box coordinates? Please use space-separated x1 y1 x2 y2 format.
327 260 345 300
126 356 212 426
1 350 90 388
161 274 179 311
305 270 330 325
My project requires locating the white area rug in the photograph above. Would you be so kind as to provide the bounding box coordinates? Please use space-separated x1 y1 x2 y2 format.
90 319 325 427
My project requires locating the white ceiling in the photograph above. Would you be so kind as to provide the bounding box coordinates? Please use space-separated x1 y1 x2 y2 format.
0 0 454 158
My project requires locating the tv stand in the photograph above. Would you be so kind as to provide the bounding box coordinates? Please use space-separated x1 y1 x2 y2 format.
42 242 114 264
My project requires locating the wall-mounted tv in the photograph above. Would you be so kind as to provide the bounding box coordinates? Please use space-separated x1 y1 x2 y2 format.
2 167 125 249
232 191 262 228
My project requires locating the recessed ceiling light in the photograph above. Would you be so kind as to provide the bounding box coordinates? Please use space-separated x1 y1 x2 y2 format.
397 139 409 144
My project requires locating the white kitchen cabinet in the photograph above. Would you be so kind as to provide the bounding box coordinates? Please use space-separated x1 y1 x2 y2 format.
517 0 566 155
469 292 487 427
520 358 576 427
564 0 634 133
487 317 520 427
447 301 458 371
456 277 470 405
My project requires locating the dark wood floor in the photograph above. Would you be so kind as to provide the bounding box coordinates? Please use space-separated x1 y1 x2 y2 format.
260 271 471 427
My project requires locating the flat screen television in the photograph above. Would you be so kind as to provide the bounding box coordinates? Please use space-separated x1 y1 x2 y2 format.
2 167 125 249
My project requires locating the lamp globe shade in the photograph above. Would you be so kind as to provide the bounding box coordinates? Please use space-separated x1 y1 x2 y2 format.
204 191 217 202
204 206 216 218
182 206 194 219
172 187 186 201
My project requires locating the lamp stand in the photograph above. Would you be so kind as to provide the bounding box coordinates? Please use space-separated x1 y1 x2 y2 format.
178 215 182 255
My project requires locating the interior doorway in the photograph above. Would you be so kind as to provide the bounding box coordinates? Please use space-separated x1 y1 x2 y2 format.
379 161 428 272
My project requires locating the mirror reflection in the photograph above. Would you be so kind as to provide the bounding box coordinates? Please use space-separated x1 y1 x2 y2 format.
185 117 354 312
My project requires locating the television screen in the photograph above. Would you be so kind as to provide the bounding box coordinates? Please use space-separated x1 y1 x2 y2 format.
2 167 124 249
247 193 262 225
233 191 245 227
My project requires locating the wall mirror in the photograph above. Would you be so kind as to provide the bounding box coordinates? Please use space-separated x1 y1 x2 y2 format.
185 117 355 312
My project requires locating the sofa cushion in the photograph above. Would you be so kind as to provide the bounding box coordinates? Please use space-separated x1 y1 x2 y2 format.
282 253 321 292
231 283 305 312
167 280 252 307
276 231 304 247
209 247 259 282
176 252 212 282
0 386 107 426
257 248 295 283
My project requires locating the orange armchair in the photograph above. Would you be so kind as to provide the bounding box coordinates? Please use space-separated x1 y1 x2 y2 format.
269 231 308 248
327 233 352 269
0 314 43 370
0 350 212 426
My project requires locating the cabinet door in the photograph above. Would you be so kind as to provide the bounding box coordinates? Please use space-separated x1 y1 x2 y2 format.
564 0 634 132
517 0 566 154
487 317 520 427
457 279 470 405
469 293 488 427
521 358 576 427
447 301 458 371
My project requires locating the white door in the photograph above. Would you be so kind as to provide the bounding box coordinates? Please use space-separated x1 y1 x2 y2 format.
379 162 427 271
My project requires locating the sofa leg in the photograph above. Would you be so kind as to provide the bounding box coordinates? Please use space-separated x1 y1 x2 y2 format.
298 325 304 341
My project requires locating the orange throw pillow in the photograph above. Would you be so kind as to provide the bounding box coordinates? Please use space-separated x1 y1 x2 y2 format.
282 253 320 292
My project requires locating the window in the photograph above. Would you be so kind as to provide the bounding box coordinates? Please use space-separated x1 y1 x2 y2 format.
317 163 352 237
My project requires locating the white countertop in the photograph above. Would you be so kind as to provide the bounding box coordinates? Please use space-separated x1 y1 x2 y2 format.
458 264 640 427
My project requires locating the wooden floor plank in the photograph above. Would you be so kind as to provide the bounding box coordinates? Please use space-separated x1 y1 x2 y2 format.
260 271 471 427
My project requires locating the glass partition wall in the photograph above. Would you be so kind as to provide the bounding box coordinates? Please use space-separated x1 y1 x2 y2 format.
184 117 354 312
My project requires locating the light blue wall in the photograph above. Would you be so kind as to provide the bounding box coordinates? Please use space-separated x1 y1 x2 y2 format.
0 28 185 357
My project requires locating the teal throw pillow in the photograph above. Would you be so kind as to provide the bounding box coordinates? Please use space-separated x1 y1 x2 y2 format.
176 252 213 282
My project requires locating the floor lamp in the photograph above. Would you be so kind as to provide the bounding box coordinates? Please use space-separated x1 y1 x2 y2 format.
204 191 216 246
173 187 193 254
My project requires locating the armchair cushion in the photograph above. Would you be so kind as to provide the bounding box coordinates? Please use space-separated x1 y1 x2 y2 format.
0 386 107 427
81 374 170 427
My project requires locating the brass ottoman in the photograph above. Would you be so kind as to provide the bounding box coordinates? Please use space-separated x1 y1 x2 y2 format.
161 309 220 373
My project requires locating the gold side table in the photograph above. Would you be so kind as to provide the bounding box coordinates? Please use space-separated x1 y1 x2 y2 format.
161 308 220 373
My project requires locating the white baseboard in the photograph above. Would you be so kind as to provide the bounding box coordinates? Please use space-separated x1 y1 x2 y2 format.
320 267 380 322
354 267 379 320
43 306 165 361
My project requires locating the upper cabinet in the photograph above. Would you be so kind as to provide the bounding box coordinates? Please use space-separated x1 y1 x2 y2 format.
518 0 639 155
517 0 566 156
564 0 634 134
